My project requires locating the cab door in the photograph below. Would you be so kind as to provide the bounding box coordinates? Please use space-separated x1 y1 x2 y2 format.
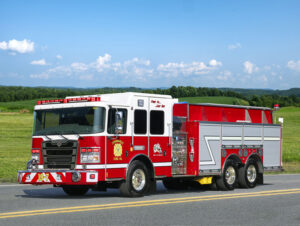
106 107 131 179
149 98 172 177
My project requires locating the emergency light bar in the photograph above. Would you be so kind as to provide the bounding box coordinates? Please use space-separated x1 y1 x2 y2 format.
37 97 101 105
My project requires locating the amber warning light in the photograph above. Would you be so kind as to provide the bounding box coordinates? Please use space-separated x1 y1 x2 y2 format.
37 97 101 105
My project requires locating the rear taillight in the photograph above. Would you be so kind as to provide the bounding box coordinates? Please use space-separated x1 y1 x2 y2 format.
31 149 40 163
80 147 100 163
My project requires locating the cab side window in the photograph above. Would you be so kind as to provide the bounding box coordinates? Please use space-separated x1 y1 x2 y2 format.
150 110 164 135
134 110 147 134
107 108 127 134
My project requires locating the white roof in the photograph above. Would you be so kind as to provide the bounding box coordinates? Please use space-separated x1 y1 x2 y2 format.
66 92 173 106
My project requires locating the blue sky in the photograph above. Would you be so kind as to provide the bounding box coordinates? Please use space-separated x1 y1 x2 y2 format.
1 0 300 89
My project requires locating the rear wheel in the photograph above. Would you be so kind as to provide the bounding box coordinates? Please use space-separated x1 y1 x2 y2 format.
119 160 150 197
62 185 89 196
216 160 237 191
238 159 258 188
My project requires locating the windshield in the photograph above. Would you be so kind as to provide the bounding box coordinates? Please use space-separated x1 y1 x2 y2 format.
33 107 106 136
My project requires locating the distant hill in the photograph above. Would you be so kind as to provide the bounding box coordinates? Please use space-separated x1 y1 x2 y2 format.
220 88 300 97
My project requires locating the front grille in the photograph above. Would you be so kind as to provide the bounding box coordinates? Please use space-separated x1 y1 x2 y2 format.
42 140 78 169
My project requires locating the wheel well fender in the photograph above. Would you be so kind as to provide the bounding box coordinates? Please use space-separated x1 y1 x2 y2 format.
246 154 263 174
222 154 242 173
127 154 155 179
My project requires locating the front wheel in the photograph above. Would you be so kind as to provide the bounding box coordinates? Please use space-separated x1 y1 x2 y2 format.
216 160 238 191
62 185 89 196
238 159 258 188
119 160 150 197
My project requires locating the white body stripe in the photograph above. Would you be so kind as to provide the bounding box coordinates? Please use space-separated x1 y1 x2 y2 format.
153 162 172 167
200 136 218 165
264 137 280 141
75 162 172 170
75 164 128 170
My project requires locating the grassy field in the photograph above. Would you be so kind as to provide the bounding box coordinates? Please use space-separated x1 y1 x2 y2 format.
0 97 299 182
0 113 32 182
0 99 37 113
275 107 300 162
179 96 249 105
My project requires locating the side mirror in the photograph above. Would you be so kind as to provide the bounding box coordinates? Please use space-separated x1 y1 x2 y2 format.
115 111 123 134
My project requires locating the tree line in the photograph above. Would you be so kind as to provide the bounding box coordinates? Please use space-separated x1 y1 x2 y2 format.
0 85 299 108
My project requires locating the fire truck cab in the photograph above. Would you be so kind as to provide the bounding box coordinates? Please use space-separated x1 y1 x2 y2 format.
18 92 282 196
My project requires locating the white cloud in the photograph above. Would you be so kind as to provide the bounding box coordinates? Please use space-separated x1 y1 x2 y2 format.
228 43 241 50
243 61 258 74
209 59 222 67
30 72 49 79
94 53 112 72
157 59 222 77
71 62 89 71
56 55 63 60
261 75 268 82
31 59 47 66
0 41 8 50
0 39 34 53
287 60 300 72
217 70 232 81
30 54 223 82
79 74 94 80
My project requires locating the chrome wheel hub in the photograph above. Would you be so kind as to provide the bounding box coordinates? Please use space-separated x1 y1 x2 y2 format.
225 166 236 185
247 165 257 183
132 169 146 191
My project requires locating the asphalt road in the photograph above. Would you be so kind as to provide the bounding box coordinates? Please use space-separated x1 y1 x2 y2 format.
0 174 300 226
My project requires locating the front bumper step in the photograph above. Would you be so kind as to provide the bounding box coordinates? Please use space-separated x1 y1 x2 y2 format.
17 170 98 185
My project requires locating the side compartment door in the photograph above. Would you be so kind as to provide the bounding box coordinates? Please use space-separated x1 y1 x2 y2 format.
172 116 187 175
199 123 221 173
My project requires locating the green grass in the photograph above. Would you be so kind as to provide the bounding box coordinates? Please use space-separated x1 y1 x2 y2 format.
275 107 300 162
179 96 249 105
0 99 299 182
0 113 32 182
0 99 37 113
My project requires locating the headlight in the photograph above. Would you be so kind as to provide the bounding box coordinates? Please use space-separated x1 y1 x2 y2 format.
80 148 100 163
31 149 40 163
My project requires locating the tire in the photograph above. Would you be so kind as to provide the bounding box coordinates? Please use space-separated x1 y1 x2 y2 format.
162 178 188 190
238 159 258 188
119 160 150 197
216 160 238 191
62 185 89 196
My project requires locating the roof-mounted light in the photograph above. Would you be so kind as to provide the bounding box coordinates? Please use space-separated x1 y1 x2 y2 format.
37 97 101 105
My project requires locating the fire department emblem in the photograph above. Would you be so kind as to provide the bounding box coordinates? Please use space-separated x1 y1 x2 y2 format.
153 143 162 154
114 143 122 157
112 140 124 160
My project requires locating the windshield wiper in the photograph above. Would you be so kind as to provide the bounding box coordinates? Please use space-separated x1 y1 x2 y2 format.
43 131 69 142
68 130 83 139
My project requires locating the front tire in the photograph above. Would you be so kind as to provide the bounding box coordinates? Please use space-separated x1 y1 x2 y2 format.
216 160 238 191
62 185 89 196
238 159 258 188
119 160 150 197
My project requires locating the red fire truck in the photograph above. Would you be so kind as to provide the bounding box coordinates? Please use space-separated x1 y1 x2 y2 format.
18 92 282 196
